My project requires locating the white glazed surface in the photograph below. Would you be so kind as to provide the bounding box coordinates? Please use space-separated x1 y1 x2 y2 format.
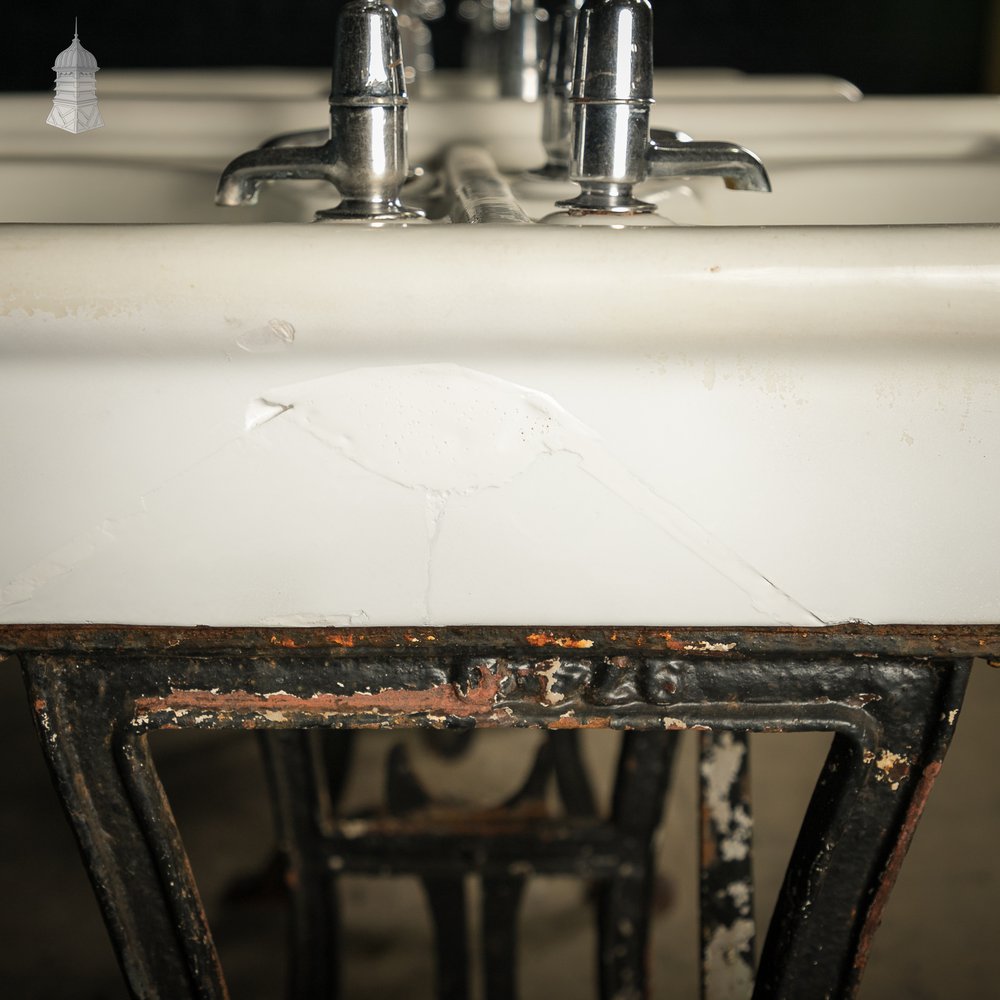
90 67 861 101
2 223 998 627
5 94 1000 166
2 78 999 627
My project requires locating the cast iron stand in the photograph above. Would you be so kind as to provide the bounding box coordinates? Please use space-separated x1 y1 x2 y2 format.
5 623 991 1000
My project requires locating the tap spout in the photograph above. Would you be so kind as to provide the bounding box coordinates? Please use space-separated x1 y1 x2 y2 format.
215 145 339 206
646 137 772 193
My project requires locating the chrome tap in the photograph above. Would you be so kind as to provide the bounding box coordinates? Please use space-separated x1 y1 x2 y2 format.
498 1 542 101
462 1 543 100
532 0 585 178
557 0 771 214
215 1 423 222
396 0 445 96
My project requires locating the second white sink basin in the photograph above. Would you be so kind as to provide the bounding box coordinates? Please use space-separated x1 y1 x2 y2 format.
649 159 1000 226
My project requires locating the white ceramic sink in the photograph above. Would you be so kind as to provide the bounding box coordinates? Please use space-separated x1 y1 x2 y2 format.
505 158 1000 227
654 159 1000 226
92 67 861 102
2 75 999 629
0 157 324 224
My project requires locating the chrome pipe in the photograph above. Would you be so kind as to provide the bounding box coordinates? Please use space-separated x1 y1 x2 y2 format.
445 145 533 224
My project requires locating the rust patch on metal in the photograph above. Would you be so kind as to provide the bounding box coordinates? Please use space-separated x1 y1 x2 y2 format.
853 760 942 973
325 633 358 648
134 665 504 724
547 715 611 730
525 632 595 650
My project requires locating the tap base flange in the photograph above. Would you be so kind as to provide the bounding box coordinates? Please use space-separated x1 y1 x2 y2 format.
556 187 656 215
315 201 426 223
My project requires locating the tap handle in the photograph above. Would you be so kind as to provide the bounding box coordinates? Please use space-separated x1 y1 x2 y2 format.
331 0 407 105
571 0 653 104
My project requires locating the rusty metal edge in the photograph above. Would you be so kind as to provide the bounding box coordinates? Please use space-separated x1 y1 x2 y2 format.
1 623 999 659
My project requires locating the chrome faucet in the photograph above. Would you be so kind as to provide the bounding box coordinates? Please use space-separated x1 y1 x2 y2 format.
461 1 543 101
498 1 542 101
557 0 771 214
395 0 445 96
532 0 585 178
215 1 423 222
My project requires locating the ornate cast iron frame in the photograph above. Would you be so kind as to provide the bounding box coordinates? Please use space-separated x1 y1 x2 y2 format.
4 623 995 1000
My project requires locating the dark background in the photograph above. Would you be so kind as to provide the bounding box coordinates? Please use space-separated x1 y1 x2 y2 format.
4 0 998 94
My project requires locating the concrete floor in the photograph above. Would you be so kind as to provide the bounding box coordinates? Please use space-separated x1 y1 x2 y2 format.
2 658 998 999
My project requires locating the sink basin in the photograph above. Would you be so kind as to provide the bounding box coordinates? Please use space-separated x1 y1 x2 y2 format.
650 159 1000 226
504 158 1000 227
91 67 861 102
2 77 999 629
6 89 997 167
0 157 323 223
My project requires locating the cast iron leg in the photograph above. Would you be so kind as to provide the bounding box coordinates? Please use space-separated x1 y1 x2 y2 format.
598 730 679 1000
482 876 526 1000
261 730 341 1000
384 742 472 1000
754 658 972 1000
551 729 598 818
21 652 228 1000
424 878 471 1000
699 731 755 1000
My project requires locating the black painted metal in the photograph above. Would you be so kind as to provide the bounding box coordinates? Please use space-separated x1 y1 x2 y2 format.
20 651 229 1000
482 875 527 1000
425 877 471 1000
552 728 598 818
386 741 470 1000
261 730 340 1000
756 659 971 1000
599 731 679 1000
699 731 755 1000
282 726 669 1000
7 624 987 1000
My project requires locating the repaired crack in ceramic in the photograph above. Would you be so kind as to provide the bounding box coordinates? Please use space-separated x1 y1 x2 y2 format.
244 363 823 627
